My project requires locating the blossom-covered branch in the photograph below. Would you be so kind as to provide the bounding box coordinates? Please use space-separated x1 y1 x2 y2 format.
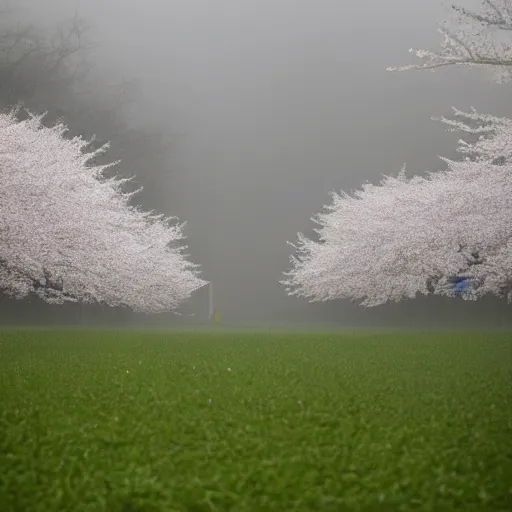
388 1 512 82
436 107 512 164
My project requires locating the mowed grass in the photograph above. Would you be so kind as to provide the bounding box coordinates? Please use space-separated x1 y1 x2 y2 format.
0 330 511 512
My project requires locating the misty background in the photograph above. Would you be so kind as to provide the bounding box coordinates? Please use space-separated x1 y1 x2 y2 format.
1 0 511 329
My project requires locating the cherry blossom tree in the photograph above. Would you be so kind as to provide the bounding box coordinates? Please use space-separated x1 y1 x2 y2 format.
282 149 512 306
283 0 512 306
0 110 206 313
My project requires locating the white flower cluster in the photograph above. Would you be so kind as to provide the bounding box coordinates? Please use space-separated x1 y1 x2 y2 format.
282 140 512 306
0 112 206 313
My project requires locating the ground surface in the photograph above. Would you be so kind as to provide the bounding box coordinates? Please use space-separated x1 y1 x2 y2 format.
0 329 511 511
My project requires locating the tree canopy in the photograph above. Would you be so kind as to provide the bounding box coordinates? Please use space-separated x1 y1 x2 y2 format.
0 111 206 313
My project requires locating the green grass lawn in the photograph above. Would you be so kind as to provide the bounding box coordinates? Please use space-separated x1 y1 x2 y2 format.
0 329 511 511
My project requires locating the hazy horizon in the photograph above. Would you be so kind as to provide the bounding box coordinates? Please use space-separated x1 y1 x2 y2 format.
3 0 511 328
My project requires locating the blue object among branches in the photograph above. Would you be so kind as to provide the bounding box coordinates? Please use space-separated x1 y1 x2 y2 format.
451 276 470 295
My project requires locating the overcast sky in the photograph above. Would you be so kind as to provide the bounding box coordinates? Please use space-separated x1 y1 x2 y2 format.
13 0 512 326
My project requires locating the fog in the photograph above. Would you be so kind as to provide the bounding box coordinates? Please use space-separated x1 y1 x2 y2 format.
3 0 511 328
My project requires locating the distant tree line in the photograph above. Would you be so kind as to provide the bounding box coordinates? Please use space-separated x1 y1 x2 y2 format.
0 4 174 200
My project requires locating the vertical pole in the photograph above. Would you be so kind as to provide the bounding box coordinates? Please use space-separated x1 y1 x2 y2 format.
208 281 214 320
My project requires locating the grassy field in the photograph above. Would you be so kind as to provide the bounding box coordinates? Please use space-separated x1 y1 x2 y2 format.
0 329 511 511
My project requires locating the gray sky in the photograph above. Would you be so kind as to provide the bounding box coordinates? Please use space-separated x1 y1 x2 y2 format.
13 0 512 326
